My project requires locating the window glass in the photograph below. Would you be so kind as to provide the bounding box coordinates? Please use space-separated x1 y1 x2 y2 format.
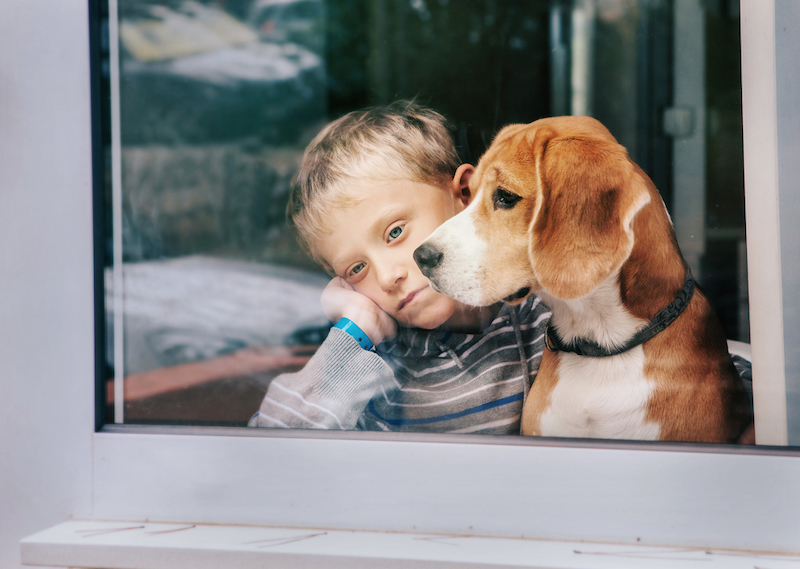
102 0 756 439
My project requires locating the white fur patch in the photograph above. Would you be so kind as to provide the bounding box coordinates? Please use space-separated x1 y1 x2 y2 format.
421 205 489 306
537 273 645 350
538 346 660 439
536 272 661 440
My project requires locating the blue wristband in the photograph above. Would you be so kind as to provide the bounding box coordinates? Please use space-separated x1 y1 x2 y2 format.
333 318 374 351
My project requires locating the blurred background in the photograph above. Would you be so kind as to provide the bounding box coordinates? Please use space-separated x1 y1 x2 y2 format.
98 0 747 426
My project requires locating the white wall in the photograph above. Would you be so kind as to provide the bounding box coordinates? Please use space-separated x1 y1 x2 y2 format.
0 2 95 567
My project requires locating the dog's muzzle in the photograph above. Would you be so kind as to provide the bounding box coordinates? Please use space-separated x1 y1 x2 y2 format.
413 225 488 306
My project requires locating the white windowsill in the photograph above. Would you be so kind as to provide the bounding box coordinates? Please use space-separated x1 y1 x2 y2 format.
21 519 800 569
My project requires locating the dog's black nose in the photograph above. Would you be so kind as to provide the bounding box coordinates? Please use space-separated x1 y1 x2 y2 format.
414 244 443 275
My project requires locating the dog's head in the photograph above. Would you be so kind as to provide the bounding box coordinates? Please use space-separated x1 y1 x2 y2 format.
414 116 653 306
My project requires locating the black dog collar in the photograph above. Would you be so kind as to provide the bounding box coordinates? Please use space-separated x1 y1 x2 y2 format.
544 270 696 358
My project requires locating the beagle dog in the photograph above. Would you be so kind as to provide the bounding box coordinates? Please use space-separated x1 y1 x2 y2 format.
414 116 751 442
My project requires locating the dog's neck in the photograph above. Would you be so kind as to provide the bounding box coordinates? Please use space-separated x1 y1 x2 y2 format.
538 193 690 352
537 271 649 352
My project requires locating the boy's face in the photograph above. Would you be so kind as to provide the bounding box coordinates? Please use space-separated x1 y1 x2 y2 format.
316 167 474 330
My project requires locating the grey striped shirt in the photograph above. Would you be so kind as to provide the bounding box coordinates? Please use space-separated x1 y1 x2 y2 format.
249 295 552 434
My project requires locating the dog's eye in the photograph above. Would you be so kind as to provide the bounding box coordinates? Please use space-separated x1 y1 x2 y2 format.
493 188 521 210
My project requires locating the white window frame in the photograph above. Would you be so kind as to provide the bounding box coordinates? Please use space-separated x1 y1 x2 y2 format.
5 0 800 563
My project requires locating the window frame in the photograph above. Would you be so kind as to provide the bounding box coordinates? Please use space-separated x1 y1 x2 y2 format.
80 0 800 554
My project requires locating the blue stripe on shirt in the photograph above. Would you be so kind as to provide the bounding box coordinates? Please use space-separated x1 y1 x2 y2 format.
367 392 523 427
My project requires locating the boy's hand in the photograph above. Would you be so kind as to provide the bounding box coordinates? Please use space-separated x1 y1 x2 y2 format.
322 277 398 346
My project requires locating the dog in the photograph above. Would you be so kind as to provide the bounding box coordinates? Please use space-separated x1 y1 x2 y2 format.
414 116 751 442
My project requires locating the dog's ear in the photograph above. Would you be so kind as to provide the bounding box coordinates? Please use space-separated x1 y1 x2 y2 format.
530 132 651 299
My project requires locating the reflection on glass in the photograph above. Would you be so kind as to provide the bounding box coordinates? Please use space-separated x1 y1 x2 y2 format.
108 0 329 425
104 0 750 435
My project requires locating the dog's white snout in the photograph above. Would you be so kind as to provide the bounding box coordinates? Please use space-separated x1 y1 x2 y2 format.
415 210 490 306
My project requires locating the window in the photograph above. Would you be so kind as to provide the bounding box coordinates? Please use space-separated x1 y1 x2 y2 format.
100 0 777 443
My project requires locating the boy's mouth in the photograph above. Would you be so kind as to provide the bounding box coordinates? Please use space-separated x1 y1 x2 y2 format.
398 286 427 311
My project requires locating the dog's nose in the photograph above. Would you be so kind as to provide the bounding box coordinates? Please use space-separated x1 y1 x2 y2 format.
414 244 443 275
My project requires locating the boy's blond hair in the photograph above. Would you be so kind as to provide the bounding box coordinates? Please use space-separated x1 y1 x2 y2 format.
287 101 460 272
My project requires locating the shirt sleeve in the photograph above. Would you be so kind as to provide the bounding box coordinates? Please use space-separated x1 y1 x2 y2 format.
248 327 395 430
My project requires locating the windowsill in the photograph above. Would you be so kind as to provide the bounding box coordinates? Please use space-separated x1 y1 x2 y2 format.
21 519 800 569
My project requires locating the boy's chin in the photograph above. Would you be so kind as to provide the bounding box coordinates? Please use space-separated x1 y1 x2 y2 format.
400 312 453 331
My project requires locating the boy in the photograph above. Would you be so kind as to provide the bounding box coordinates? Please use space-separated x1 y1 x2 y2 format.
249 101 551 434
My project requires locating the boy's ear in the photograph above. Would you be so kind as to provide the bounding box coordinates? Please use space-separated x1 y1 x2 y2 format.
451 164 475 207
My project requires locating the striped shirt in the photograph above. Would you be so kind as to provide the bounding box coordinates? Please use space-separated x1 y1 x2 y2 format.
361 296 550 434
249 295 552 435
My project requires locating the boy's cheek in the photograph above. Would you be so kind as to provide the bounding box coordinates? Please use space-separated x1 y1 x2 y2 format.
352 282 394 315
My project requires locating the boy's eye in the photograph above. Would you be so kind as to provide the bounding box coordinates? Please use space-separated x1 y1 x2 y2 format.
349 262 366 276
387 225 403 242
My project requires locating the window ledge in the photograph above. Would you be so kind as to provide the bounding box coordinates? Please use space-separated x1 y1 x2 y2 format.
21 519 800 569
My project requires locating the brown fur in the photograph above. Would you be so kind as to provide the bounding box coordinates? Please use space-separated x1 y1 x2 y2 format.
469 117 751 442
519 343 559 437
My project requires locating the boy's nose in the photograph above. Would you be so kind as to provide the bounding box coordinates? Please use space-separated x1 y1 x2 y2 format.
378 263 407 291
414 244 442 277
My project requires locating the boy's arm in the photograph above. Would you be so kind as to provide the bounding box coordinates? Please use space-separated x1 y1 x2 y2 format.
248 327 395 430
251 276 397 430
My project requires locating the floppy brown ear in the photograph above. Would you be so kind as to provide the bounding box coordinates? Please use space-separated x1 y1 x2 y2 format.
530 133 651 299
